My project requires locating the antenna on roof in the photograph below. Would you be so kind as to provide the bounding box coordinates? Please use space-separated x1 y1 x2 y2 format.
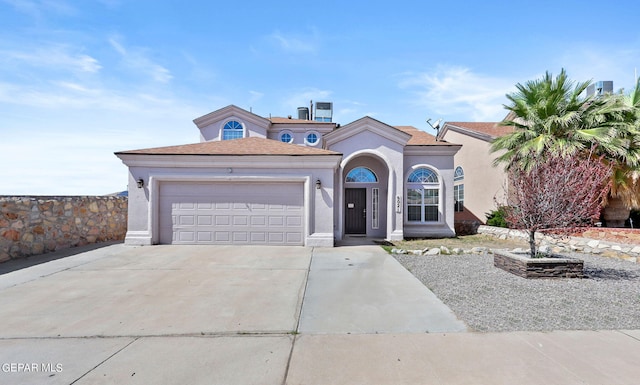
426 118 442 140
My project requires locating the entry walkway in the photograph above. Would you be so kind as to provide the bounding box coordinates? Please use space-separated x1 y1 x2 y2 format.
0 243 638 384
300 245 466 333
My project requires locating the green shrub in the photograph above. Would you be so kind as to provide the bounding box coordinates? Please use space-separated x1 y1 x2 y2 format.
486 206 509 228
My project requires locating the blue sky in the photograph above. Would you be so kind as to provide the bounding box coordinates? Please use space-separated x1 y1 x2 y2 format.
2 0 640 195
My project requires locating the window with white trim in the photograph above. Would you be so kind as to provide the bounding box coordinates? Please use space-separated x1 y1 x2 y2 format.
222 120 243 140
407 168 440 222
305 131 320 146
454 166 464 212
279 131 293 143
372 188 379 229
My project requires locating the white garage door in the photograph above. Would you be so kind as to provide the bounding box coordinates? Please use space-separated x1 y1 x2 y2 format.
159 182 304 245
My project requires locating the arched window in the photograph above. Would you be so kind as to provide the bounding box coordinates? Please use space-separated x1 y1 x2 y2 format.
222 120 243 140
454 166 464 181
346 167 378 183
407 167 440 222
407 168 439 183
454 166 464 212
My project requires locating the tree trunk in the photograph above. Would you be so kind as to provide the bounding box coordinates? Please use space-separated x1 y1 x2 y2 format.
529 230 536 258
603 196 630 228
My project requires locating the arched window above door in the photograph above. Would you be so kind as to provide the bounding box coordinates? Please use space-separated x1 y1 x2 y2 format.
345 167 378 183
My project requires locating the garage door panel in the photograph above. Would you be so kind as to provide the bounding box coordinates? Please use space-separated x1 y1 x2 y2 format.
197 216 212 225
180 216 195 225
251 216 266 226
159 182 304 245
286 233 302 243
287 217 302 227
268 232 284 243
250 232 266 242
269 216 284 226
197 232 212 241
233 232 248 242
233 216 248 226
178 231 195 242
215 232 230 242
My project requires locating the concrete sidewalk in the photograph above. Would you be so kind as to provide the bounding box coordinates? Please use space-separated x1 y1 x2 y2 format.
0 243 639 384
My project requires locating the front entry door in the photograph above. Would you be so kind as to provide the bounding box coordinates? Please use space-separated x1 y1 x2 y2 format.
345 188 367 234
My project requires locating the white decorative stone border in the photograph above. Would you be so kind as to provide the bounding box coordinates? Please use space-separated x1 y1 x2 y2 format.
477 225 639 263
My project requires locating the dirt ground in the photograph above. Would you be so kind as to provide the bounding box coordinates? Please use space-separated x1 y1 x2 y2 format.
388 234 529 251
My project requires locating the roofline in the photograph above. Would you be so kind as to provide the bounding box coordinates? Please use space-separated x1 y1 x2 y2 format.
193 105 271 128
116 153 343 169
439 122 496 143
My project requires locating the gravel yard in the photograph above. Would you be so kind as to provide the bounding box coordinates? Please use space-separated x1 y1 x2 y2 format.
394 251 640 332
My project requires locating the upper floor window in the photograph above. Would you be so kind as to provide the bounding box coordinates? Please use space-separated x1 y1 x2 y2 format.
346 167 378 183
407 167 440 222
222 120 243 140
305 132 320 146
454 166 464 182
279 131 293 143
454 166 464 212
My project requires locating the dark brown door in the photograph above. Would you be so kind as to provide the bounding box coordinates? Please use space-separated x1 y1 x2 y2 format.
345 188 367 234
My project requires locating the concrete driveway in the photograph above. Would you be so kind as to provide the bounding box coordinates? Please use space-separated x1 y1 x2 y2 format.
1 244 639 384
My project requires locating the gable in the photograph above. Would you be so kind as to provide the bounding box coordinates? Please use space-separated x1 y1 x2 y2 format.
324 116 411 148
193 105 271 141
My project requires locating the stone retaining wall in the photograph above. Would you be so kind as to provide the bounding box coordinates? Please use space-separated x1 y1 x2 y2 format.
478 225 640 263
493 251 584 278
0 196 127 262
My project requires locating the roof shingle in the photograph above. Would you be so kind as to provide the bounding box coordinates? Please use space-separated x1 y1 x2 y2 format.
394 126 458 146
445 122 515 138
116 137 341 156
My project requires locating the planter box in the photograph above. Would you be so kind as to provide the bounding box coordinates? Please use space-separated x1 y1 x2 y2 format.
494 250 584 278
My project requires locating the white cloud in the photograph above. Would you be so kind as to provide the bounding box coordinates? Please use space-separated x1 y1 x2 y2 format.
268 29 319 54
248 90 264 104
108 36 173 83
398 66 515 122
1 45 102 74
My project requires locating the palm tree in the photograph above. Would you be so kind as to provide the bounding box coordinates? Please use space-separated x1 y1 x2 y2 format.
491 69 640 227
491 69 630 171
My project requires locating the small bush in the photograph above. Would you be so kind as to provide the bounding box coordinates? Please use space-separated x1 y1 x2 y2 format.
486 206 509 228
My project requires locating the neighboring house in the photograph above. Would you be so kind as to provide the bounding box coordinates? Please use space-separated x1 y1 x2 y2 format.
437 121 515 231
115 105 461 247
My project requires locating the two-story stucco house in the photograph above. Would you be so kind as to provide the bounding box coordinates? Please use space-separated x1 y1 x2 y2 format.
115 105 461 247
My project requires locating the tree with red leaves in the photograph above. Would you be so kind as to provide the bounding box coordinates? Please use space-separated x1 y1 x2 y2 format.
505 151 611 257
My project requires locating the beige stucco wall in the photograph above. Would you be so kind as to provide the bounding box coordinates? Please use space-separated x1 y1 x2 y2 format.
442 130 508 223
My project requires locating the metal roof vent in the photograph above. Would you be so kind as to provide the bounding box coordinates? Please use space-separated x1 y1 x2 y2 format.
297 107 309 120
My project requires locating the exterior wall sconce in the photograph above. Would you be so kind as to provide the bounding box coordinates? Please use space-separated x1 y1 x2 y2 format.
137 178 144 188
315 179 321 189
